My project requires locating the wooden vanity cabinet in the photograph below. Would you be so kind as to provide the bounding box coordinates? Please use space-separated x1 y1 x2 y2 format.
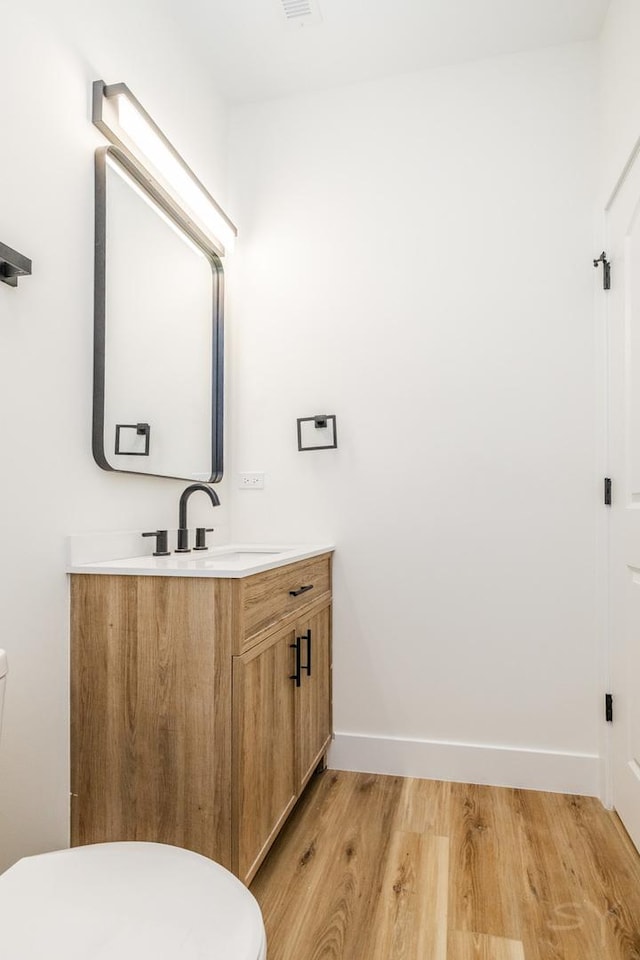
232 621 298 882
294 603 332 787
232 599 332 881
70 553 332 885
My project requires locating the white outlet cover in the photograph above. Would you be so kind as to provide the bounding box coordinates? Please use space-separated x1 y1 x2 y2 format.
238 472 265 489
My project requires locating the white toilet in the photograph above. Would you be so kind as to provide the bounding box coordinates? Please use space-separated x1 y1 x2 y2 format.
0 651 267 959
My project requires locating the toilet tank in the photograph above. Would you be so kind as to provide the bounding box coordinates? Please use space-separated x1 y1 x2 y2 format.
0 650 7 739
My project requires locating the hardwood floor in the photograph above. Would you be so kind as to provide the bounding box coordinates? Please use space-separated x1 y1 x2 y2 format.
250 771 640 960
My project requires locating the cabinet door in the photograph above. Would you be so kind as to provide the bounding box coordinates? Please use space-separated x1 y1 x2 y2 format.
233 623 297 883
71 575 233 867
295 603 332 789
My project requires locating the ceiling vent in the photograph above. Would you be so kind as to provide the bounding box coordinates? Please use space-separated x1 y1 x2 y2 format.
279 0 322 27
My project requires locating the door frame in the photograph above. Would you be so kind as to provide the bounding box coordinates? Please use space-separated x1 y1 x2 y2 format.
599 130 640 809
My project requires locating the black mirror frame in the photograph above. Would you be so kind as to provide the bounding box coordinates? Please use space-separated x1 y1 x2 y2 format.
93 145 224 482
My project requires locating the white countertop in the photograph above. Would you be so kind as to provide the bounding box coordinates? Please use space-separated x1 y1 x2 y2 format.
67 542 334 578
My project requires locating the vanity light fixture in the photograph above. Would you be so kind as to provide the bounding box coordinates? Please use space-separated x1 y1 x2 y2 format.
92 80 237 256
0 241 32 288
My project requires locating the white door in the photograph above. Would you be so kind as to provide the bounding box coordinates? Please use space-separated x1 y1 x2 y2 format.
607 148 640 852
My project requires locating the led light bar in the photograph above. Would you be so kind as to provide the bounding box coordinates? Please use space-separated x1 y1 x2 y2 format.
92 80 237 256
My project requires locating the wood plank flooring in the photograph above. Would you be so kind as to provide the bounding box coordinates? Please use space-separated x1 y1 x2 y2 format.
250 771 640 960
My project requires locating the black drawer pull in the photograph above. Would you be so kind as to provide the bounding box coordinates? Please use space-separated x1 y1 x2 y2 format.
289 584 314 597
289 637 302 687
299 629 312 678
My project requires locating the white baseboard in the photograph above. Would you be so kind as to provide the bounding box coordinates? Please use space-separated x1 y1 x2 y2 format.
328 732 600 797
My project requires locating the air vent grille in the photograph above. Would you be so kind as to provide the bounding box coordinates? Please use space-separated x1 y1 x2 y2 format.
282 0 313 18
279 0 322 25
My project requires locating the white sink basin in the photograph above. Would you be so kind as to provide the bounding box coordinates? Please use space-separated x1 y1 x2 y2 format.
67 542 333 579
190 549 283 564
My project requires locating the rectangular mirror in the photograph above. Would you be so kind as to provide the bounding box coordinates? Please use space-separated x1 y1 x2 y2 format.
93 146 224 482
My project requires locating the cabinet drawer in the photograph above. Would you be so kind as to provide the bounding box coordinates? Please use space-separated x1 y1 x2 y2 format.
239 554 331 650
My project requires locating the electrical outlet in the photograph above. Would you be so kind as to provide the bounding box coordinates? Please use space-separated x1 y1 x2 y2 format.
238 472 265 490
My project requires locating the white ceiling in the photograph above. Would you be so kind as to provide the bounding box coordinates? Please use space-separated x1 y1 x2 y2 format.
179 0 610 104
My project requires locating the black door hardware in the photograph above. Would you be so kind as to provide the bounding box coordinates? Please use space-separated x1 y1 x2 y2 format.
289 584 314 597
593 251 611 290
142 530 170 556
290 637 302 687
604 477 612 506
299 629 312 677
605 693 613 723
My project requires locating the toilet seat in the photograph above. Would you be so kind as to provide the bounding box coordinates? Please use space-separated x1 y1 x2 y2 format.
0 841 267 960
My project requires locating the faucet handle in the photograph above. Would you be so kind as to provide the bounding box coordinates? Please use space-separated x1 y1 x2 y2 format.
142 530 170 556
194 527 214 551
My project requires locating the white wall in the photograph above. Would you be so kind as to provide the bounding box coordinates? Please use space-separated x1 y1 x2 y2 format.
228 43 601 793
0 4 610 874
0 0 230 871
599 0 640 201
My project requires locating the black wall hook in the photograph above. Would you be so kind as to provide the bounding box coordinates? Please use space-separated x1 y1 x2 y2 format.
0 242 32 288
593 251 611 290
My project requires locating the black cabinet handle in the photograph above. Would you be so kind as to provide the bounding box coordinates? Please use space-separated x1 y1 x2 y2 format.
289 637 302 687
300 629 312 678
289 584 314 597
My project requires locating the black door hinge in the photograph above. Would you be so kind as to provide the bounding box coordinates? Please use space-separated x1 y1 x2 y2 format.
604 477 612 506
594 252 611 290
605 693 613 723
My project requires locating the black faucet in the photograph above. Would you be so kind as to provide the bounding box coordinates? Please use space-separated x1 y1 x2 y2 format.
175 483 220 553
